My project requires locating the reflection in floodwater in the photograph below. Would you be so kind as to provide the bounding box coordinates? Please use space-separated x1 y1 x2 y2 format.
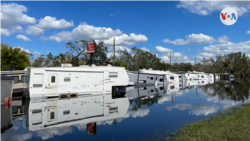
1 79 250 140
28 94 129 132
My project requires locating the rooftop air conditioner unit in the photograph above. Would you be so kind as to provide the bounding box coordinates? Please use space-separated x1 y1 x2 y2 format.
61 64 72 67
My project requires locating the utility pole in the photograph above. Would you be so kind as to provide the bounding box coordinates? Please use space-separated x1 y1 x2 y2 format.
113 37 115 66
195 57 196 65
170 52 171 70
194 57 196 70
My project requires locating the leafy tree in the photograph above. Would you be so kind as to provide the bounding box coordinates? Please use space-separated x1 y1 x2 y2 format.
1 43 30 70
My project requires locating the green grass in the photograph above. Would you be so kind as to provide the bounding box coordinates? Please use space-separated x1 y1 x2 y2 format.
167 103 250 141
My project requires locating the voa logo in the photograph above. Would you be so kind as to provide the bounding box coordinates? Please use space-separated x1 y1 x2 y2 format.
220 8 238 26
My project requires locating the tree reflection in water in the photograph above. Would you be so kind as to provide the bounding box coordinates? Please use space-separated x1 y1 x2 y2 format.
201 79 250 103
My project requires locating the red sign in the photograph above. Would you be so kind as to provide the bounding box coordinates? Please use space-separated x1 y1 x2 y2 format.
86 123 96 137
87 40 96 54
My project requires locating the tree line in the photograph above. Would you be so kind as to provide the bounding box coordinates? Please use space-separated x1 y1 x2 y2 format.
1 41 250 78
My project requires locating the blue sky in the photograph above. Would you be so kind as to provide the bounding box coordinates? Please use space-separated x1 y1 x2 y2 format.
1 1 250 63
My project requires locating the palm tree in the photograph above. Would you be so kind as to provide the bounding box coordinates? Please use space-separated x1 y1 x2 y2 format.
224 59 232 73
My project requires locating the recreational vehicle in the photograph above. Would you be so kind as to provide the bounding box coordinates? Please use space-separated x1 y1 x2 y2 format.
176 71 199 81
26 64 129 99
127 71 166 85
1 70 28 98
27 94 129 132
166 83 180 94
207 74 214 82
138 68 179 84
124 85 168 100
198 72 208 81
1 75 14 105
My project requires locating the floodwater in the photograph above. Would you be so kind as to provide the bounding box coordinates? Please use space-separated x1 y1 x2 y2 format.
1 79 250 141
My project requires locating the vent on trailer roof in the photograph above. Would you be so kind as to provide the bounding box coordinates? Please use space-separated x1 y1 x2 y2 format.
61 64 72 67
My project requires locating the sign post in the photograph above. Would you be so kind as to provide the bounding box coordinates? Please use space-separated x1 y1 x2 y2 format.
87 40 96 66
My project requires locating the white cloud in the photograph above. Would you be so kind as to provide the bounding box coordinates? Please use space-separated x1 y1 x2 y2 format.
140 47 150 52
26 16 74 36
155 46 173 53
163 33 215 45
218 36 229 44
201 40 250 55
1 28 10 36
107 46 131 53
107 52 120 58
1 3 36 36
110 14 114 17
33 51 41 56
127 106 150 118
187 48 192 51
196 52 215 60
166 103 220 116
26 25 45 36
37 16 74 29
247 30 250 34
100 33 148 46
16 34 31 41
43 22 123 42
177 1 250 16
160 52 189 63
14 46 31 53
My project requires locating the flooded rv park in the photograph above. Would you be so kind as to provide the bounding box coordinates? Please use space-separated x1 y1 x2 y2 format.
1 78 250 141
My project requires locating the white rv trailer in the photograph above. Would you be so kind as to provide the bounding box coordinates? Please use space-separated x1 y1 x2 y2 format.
127 71 166 85
138 68 179 84
176 71 199 81
207 74 214 82
26 64 129 99
125 85 168 100
198 72 208 81
1 70 28 98
27 95 129 131
0 75 14 105
166 83 180 94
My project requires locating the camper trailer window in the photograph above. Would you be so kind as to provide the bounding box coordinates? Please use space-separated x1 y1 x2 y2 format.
33 73 43 87
179 76 181 78
201 76 204 78
51 76 55 83
64 77 70 82
109 72 118 78
21 75 28 83
11 76 19 83
170 76 174 80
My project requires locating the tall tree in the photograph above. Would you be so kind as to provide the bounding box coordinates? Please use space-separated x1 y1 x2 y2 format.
1 43 30 70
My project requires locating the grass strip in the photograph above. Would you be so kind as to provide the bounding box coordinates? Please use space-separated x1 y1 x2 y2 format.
167 103 250 141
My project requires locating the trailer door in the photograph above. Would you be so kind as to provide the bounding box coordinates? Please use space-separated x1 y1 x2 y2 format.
48 74 58 96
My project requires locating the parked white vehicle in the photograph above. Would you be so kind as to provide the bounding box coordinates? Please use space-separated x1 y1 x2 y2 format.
176 71 199 81
26 64 129 99
166 83 179 94
138 68 179 84
27 94 129 132
127 71 166 85
125 85 168 100
198 72 208 81
207 74 214 82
